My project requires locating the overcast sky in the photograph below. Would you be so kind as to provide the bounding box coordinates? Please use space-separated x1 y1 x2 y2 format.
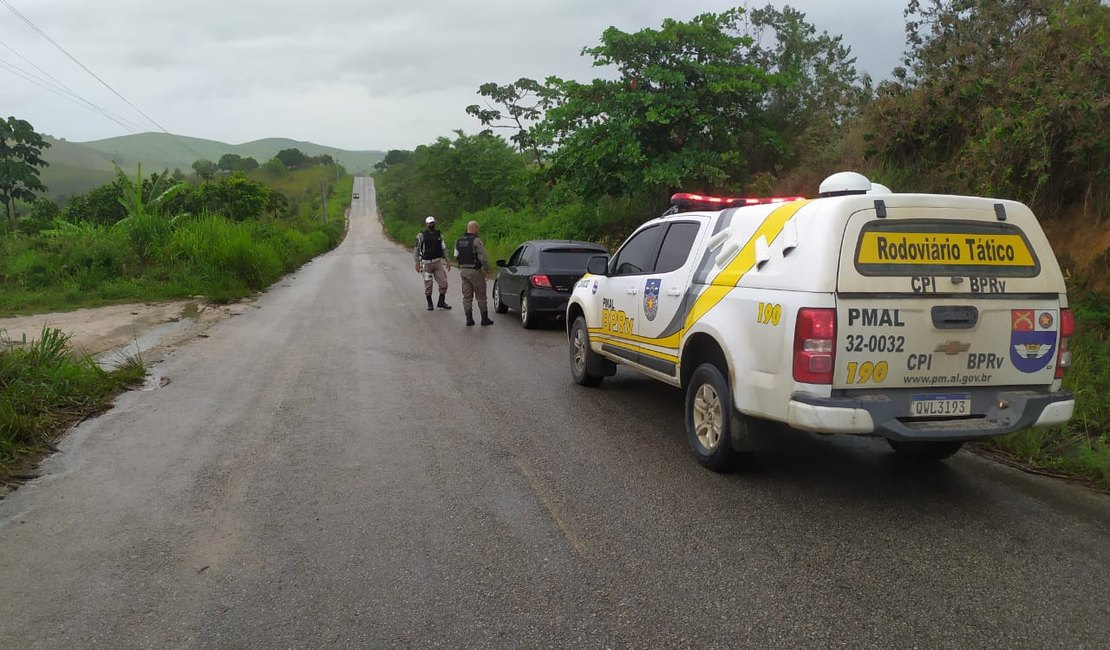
2 0 910 152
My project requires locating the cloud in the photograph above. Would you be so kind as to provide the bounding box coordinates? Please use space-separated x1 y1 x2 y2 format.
2 0 911 151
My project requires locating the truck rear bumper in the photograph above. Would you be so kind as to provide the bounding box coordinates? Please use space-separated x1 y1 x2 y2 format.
788 389 1074 441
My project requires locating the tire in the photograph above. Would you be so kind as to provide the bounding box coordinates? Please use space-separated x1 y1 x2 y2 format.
493 281 508 314
520 292 536 329
569 317 604 387
685 363 741 472
887 439 964 461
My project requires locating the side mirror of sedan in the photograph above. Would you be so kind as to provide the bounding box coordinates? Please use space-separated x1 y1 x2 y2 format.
496 259 508 268
586 255 609 276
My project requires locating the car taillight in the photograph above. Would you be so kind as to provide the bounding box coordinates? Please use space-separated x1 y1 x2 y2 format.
1055 308 1075 379
530 274 552 289
794 308 836 384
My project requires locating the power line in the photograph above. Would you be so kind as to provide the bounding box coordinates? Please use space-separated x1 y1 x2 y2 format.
0 0 207 161
0 53 146 132
0 38 146 132
0 58 143 134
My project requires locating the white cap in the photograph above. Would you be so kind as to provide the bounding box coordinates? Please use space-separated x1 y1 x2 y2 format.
818 171 871 197
425 216 436 224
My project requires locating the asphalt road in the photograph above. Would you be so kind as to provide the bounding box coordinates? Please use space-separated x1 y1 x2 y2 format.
1 177 1108 649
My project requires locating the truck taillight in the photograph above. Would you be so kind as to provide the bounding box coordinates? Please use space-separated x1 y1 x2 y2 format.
793 308 836 384
1055 308 1075 379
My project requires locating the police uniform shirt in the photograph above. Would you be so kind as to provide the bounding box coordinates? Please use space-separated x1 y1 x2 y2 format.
414 228 446 262
453 234 488 270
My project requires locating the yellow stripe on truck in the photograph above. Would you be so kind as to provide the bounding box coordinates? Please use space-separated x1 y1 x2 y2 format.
681 200 812 331
589 201 811 355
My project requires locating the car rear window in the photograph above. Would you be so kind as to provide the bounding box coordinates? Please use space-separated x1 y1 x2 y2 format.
540 249 606 273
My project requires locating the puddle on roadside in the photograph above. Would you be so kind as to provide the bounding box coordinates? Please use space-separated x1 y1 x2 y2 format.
93 303 207 372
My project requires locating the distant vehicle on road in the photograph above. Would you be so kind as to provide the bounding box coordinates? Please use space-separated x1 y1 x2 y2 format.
493 240 609 329
352 192 360 199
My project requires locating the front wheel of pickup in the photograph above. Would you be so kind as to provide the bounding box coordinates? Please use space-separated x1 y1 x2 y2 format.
685 363 743 472
569 316 606 386
887 439 964 461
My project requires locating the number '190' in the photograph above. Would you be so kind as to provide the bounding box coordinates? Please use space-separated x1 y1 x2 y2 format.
845 361 888 384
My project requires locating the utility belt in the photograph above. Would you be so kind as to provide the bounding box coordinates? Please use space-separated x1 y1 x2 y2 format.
421 257 444 263
459 264 482 269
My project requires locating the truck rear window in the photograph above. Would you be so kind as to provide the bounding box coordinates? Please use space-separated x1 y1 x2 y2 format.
853 220 1040 277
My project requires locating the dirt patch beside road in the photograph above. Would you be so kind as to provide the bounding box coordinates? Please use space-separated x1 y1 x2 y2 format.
0 300 254 362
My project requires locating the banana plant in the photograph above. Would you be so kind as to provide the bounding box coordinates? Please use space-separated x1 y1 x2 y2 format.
113 163 187 222
112 163 188 260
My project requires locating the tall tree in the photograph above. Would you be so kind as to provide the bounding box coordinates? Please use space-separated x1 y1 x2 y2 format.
533 8 778 199
275 148 311 169
870 0 1109 213
218 153 244 171
466 78 562 167
0 116 51 230
746 5 870 169
192 158 218 180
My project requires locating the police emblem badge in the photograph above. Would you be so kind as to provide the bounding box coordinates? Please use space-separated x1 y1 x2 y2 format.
1010 309 1056 373
644 279 661 321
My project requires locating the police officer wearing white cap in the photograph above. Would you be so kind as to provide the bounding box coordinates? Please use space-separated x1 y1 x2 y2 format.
414 216 452 311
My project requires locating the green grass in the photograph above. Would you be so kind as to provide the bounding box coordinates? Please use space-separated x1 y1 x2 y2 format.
983 292 1110 489
0 176 351 316
0 327 145 472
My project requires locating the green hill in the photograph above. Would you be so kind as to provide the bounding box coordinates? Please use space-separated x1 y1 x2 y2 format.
40 133 385 199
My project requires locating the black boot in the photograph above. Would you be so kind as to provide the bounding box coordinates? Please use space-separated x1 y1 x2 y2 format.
465 311 475 327
426 295 434 311
437 292 452 310
480 311 494 326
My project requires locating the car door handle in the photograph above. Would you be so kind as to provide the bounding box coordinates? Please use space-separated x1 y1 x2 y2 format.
627 287 637 295
666 288 682 297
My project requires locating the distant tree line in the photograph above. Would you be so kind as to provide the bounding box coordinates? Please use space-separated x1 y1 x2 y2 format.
190 148 338 180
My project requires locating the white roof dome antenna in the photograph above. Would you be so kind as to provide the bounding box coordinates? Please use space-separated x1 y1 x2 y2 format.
869 182 893 194
818 171 871 197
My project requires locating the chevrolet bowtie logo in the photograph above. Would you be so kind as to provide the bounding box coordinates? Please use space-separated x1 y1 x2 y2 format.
935 340 971 355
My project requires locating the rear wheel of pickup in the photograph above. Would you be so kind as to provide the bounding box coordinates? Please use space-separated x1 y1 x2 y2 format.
569 316 605 386
685 363 743 472
887 439 964 461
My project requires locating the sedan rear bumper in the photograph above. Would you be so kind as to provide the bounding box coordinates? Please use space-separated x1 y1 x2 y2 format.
527 289 572 316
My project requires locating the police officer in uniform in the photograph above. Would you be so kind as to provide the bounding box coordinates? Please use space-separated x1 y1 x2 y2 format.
414 216 451 311
453 220 494 326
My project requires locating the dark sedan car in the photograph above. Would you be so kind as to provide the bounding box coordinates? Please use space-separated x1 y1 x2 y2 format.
493 240 609 328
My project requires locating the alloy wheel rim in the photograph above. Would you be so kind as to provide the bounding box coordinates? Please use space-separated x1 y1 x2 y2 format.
573 328 586 374
521 295 528 323
693 384 723 450
493 283 500 305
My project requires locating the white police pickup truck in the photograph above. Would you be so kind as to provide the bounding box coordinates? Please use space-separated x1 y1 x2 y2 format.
566 172 1075 470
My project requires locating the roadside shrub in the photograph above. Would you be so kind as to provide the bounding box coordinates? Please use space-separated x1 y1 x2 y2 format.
0 327 144 466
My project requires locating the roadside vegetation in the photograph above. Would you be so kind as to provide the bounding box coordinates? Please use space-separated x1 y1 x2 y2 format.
0 327 145 482
0 155 349 316
985 291 1110 489
373 1 1109 487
